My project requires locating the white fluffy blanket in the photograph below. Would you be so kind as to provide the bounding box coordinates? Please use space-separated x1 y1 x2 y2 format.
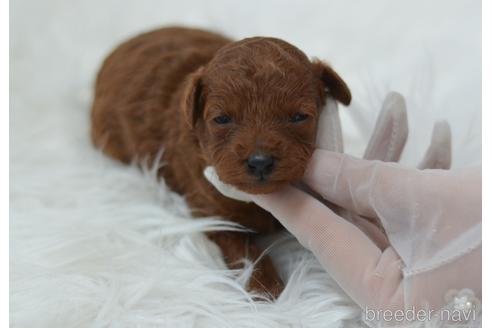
10 1 481 327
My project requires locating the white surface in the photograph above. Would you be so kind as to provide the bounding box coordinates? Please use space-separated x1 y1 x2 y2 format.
10 1 481 327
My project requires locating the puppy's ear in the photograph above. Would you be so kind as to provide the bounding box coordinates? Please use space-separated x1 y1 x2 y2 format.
312 60 351 106
181 67 205 128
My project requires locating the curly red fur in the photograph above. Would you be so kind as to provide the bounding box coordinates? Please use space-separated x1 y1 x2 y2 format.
91 26 351 298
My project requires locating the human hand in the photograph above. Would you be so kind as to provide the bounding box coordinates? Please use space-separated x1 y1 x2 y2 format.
252 151 481 313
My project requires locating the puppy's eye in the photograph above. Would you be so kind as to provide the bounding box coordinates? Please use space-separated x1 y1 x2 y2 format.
289 113 309 123
213 115 232 124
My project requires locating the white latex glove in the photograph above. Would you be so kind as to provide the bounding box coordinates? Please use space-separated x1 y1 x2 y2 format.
204 93 481 324
254 152 481 309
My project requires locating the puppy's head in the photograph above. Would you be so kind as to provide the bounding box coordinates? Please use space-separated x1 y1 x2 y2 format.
182 37 351 194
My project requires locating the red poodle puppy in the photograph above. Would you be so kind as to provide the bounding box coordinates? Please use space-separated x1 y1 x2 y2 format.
91 26 351 298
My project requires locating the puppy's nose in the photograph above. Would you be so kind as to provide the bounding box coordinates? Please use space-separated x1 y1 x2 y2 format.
247 154 275 178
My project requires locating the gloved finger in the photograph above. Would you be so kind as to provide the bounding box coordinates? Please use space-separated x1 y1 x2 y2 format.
203 166 252 202
354 92 408 237
418 120 452 170
251 186 404 308
316 97 344 152
363 92 408 162
303 149 421 219
204 163 391 250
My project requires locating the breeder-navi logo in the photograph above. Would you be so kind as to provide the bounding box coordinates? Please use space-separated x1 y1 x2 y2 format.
364 306 479 324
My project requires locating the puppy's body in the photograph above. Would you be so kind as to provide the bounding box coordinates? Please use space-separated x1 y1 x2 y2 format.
92 27 276 231
92 27 350 297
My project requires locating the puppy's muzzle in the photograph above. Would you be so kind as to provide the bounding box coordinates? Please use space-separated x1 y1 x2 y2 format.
247 153 275 180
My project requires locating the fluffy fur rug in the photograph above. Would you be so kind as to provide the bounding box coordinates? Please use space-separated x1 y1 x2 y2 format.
10 0 480 327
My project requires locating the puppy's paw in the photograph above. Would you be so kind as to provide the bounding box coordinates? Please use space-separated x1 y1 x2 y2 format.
247 257 284 300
